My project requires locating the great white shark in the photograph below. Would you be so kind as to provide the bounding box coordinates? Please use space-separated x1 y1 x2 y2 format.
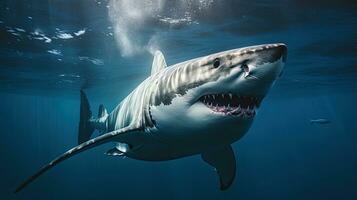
15 43 287 192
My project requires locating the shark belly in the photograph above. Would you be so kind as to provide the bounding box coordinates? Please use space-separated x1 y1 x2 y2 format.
115 92 253 161
114 122 251 161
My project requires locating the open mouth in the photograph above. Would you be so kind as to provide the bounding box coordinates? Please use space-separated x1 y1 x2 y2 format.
198 93 261 118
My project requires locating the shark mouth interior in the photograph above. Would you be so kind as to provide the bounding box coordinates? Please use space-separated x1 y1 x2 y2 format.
198 94 261 118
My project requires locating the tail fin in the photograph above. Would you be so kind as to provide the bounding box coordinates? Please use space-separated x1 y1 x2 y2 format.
14 126 141 193
78 90 94 144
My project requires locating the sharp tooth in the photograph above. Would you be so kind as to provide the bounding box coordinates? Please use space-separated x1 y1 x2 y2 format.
229 93 232 99
222 94 224 98
213 95 215 100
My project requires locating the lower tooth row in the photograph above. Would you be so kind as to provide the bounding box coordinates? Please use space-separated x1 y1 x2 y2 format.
202 100 256 112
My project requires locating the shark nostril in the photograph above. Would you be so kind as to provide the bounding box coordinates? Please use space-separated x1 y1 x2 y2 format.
241 63 249 73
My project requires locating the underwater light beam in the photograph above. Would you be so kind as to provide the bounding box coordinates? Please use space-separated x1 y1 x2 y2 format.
108 0 214 57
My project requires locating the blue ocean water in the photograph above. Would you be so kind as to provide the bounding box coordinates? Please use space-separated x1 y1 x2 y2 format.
1 0 357 199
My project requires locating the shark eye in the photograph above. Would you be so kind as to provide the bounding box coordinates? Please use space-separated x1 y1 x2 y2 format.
213 58 220 68
241 63 249 72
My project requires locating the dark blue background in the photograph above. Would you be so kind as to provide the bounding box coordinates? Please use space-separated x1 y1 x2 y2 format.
1 0 357 199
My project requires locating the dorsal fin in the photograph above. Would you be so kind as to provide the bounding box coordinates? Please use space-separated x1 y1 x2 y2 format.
151 50 167 75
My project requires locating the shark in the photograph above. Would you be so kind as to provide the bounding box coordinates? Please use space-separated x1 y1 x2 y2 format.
310 118 331 124
15 43 287 192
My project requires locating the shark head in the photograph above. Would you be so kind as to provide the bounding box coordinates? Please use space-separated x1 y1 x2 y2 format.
148 43 287 146
190 43 287 118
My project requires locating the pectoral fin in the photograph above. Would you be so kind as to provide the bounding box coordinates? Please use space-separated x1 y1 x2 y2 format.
201 145 236 190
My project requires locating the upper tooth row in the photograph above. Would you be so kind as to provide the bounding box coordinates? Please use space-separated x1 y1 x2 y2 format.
206 103 256 110
204 94 257 100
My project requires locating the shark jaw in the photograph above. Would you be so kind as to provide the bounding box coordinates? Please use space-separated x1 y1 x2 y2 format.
198 93 261 118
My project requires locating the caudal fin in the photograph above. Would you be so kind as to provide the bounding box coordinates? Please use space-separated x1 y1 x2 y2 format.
78 90 94 144
14 126 142 193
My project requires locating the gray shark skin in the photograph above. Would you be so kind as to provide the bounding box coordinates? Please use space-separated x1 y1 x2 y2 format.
15 43 287 192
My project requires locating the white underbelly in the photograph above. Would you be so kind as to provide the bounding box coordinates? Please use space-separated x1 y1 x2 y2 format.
113 122 250 161
111 92 253 160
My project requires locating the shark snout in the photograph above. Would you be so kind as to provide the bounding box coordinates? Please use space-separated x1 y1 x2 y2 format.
235 44 287 96
273 44 287 63
254 43 287 75
255 43 287 64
